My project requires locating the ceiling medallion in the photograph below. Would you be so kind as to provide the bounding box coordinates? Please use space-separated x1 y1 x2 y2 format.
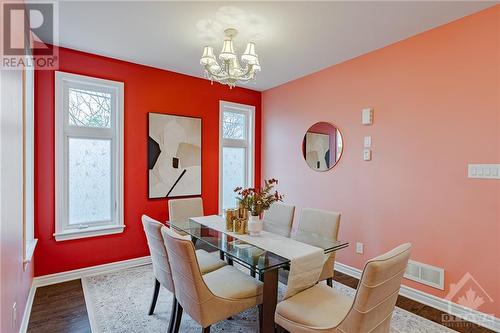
200 28 261 88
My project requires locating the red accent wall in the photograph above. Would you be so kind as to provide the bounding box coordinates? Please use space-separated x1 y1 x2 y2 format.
34 46 261 276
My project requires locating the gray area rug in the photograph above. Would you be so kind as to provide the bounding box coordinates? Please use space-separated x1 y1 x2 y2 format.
82 264 455 333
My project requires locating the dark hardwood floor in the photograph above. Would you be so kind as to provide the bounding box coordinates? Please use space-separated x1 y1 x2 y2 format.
27 271 495 333
27 280 91 333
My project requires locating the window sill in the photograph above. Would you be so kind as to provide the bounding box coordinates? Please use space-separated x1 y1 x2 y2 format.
54 225 125 242
23 239 38 263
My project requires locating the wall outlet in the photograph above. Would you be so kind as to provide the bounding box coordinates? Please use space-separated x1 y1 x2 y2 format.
356 242 364 254
12 302 17 328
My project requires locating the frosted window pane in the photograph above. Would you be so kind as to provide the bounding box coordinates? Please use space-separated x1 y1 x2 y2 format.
222 147 246 210
68 87 111 128
222 111 245 139
68 138 112 225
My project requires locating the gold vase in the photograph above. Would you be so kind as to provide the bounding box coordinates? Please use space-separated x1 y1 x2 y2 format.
225 208 238 232
238 203 249 220
234 217 247 235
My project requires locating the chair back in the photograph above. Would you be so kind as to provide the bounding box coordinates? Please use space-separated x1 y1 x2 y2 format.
161 226 214 324
338 243 412 333
141 215 174 292
263 203 295 237
296 208 341 239
168 197 203 229
296 208 341 282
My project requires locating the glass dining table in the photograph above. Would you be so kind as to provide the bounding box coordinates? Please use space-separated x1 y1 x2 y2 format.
170 216 349 333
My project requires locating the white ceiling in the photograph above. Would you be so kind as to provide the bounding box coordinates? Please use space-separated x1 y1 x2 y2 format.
40 1 496 91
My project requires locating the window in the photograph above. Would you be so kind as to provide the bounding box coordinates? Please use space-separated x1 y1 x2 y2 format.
55 72 124 241
219 101 255 212
23 58 37 262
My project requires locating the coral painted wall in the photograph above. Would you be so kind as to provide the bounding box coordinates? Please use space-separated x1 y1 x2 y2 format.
34 46 261 276
262 6 499 317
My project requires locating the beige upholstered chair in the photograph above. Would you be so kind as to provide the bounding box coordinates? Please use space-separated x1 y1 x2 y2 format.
294 208 341 287
263 203 295 237
161 226 263 333
275 243 412 333
141 215 226 333
168 197 204 229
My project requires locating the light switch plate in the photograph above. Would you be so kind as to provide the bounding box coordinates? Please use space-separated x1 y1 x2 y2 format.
362 108 373 125
364 136 372 148
363 149 372 161
468 164 500 179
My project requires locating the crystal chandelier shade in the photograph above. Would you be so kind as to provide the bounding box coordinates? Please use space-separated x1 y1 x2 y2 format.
200 28 260 88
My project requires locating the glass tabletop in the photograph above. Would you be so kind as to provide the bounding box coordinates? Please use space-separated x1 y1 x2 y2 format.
170 217 349 274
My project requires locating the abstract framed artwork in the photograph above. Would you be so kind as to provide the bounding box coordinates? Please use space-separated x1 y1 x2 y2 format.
148 113 201 198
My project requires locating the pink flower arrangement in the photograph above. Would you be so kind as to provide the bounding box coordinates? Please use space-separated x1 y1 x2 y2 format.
234 178 284 217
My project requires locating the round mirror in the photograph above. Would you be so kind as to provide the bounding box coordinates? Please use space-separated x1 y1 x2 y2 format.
302 122 344 171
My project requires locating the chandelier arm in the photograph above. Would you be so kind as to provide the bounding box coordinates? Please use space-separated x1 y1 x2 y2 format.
205 70 256 81
240 64 254 77
236 66 256 81
202 56 257 86
204 65 231 79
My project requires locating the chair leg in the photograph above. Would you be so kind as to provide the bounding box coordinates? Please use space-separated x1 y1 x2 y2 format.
202 326 211 333
167 297 177 333
173 302 183 333
148 279 161 315
258 304 263 333
326 277 333 287
275 325 288 333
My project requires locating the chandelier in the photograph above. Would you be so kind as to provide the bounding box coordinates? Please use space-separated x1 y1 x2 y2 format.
200 28 261 88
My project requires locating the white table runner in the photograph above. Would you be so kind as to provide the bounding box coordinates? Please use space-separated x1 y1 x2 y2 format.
191 215 327 299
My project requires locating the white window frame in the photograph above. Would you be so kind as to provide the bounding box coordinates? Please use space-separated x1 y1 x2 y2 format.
54 71 124 241
218 101 255 214
23 56 37 263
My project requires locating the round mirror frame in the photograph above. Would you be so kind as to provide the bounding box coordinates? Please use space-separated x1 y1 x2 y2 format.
302 122 344 172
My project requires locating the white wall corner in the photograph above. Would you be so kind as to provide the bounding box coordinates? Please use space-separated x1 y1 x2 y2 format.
19 284 36 333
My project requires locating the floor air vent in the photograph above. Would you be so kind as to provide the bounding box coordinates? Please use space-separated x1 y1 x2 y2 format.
404 260 444 290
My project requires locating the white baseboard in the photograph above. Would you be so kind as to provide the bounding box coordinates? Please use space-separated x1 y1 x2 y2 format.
19 284 36 333
33 256 151 288
334 262 500 332
335 262 362 279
